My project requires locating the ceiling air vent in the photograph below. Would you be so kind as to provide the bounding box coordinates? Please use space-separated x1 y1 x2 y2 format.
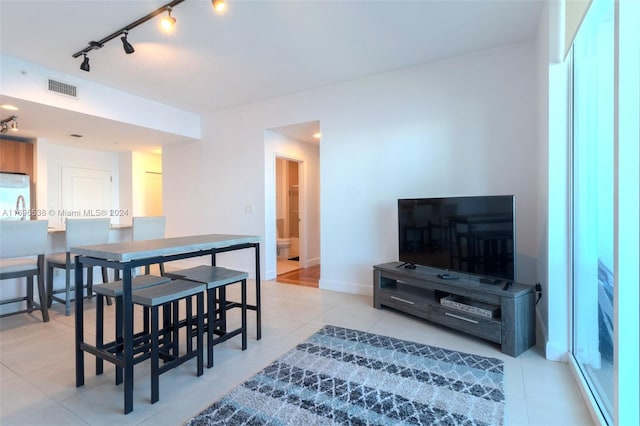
47 79 78 98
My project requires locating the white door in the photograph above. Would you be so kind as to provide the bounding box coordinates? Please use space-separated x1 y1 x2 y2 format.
61 167 112 225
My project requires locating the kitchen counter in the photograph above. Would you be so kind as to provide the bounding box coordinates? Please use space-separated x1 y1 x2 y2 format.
47 224 132 233
1 224 132 317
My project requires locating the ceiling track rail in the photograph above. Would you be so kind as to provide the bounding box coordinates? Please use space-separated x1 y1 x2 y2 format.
71 0 186 58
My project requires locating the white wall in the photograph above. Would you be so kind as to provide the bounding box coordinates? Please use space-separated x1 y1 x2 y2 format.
538 0 572 361
162 105 267 275
36 147 163 230
118 152 133 225
131 151 162 217
535 0 551 351
274 158 287 226
264 131 320 279
163 42 539 292
0 54 200 139
38 140 121 228
117 151 163 225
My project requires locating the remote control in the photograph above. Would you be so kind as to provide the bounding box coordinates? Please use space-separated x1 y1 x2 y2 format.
437 273 458 280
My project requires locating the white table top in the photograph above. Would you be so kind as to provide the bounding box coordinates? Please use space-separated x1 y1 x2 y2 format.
70 234 260 262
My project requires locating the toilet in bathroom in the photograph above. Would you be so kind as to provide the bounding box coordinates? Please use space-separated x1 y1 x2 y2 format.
277 238 292 260
276 219 292 260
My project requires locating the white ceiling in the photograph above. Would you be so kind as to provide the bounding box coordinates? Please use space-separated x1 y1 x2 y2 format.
0 0 542 151
269 120 321 145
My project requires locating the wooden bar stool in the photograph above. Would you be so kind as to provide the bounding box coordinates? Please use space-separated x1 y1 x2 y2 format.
165 265 247 368
93 274 171 382
132 279 206 404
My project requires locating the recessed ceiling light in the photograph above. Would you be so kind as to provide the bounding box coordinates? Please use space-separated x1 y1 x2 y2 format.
0 104 19 111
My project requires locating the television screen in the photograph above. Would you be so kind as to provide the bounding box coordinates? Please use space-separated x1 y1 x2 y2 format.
398 195 515 280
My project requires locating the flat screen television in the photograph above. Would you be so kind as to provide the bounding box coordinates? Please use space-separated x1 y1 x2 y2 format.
398 195 515 281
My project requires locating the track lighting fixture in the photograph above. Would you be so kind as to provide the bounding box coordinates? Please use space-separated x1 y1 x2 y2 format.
71 0 187 70
0 116 18 134
161 7 176 31
80 53 90 72
120 31 135 54
72 0 229 70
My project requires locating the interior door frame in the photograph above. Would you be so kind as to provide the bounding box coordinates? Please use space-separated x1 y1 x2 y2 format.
274 154 305 268
60 166 112 228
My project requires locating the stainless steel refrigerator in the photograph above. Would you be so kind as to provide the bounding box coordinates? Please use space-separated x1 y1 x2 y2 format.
0 172 30 220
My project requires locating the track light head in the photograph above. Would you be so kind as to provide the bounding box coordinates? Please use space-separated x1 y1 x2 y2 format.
120 31 135 54
160 7 176 31
80 53 90 72
0 115 18 134
212 0 227 14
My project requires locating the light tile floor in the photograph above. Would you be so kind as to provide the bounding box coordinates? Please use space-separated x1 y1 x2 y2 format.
1 275 595 425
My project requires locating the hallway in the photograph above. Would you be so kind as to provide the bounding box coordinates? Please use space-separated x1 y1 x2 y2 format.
276 262 319 288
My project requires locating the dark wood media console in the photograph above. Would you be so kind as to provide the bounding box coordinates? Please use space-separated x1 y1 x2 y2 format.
373 262 535 357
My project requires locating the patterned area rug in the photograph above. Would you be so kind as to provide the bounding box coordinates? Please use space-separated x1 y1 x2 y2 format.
186 325 505 425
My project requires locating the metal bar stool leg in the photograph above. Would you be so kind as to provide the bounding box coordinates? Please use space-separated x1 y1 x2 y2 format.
150 304 160 404
206 287 215 368
26 276 34 312
115 297 124 385
241 278 247 350
186 297 193 353
196 291 204 376
96 294 104 376
36 257 49 322
133 281 205 405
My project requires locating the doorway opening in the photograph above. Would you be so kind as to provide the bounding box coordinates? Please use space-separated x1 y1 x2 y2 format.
143 171 162 216
266 120 320 287
275 157 301 275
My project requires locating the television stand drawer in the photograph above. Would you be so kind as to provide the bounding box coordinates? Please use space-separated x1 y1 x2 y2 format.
379 283 433 320
429 305 502 343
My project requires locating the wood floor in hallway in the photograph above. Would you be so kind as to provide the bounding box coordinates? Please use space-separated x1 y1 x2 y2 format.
276 265 320 287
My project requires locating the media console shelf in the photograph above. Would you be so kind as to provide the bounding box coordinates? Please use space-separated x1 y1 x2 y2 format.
373 262 535 357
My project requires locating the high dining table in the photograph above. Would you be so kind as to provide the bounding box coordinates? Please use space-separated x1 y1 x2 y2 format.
71 234 261 414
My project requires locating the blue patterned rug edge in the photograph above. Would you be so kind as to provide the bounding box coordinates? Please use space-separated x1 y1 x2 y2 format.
186 324 505 426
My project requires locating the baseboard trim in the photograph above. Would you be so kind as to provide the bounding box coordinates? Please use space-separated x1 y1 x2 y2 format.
535 305 569 361
319 278 370 295
536 307 548 348
545 341 568 362
302 256 320 269
265 268 277 281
